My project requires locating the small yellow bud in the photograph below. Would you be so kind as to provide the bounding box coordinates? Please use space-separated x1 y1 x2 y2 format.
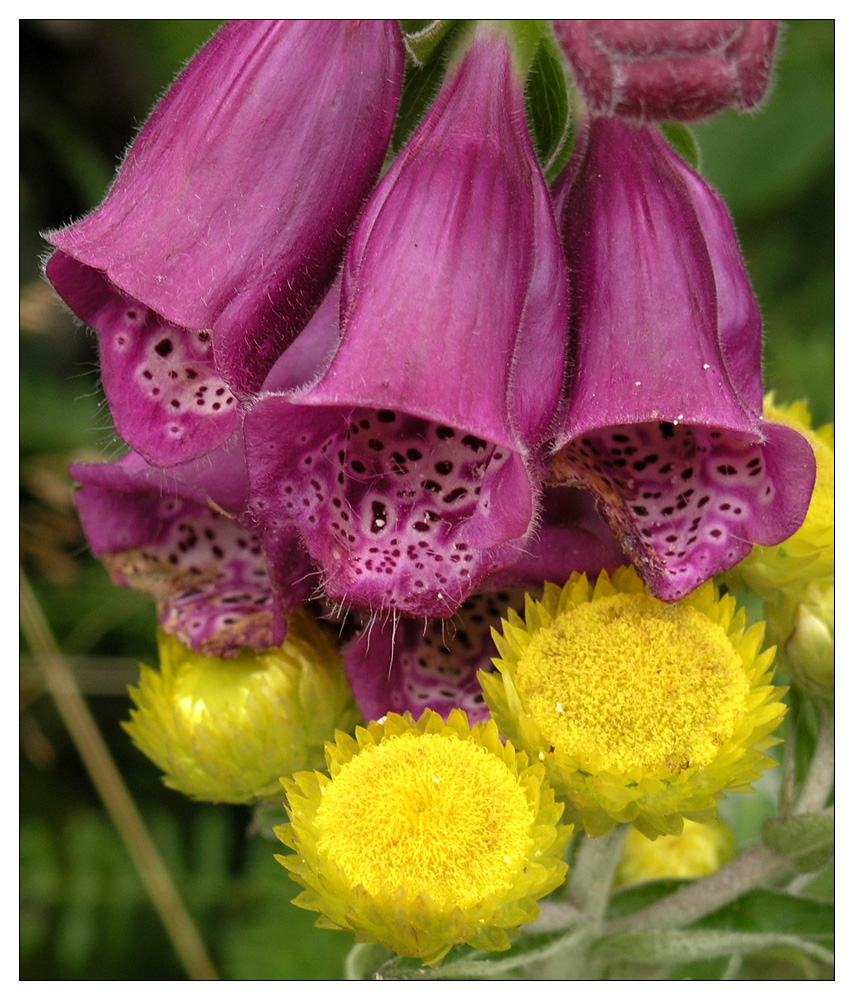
616 819 737 887
786 584 834 695
124 611 361 803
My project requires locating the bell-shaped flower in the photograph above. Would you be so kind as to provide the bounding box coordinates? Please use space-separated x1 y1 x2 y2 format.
46 20 404 467
342 489 626 724
71 434 314 658
550 117 815 601
245 26 569 620
553 20 778 121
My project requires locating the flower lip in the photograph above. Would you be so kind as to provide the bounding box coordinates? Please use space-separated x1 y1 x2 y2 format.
482 567 788 838
277 709 571 966
246 398 535 618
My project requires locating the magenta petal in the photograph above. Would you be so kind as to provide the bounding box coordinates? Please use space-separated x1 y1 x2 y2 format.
551 118 816 600
344 591 526 725
71 445 313 656
553 20 778 121
46 20 403 464
487 486 627 589
245 27 569 619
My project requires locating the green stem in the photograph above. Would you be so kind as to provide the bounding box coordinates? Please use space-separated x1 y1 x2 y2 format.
568 826 630 922
604 842 790 934
795 702 834 814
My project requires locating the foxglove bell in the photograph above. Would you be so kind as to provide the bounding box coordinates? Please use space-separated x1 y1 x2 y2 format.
47 20 403 466
551 117 815 601
553 20 778 121
71 438 314 657
245 26 569 619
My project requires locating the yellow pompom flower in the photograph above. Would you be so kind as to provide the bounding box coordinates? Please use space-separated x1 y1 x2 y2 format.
276 709 571 967
123 610 361 803
481 567 787 839
728 395 833 601
616 819 737 887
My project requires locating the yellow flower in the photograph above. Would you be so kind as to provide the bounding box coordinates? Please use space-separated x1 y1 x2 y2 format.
616 819 737 887
728 395 833 601
123 610 361 803
276 709 571 967
481 567 787 839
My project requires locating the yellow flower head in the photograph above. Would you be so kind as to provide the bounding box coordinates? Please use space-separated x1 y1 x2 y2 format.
616 819 737 887
276 709 571 967
481 567 787 839
123 610 361 803
728 395 833 601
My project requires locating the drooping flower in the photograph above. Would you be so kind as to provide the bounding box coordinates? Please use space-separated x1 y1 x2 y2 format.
70 282 349 656
550 118 816 601
46 20 404 466
482 567 787 839
70 438 313 658
343 488 626 724
616 819 737 887
123 612 360 804
245 24 569 620
553 20 778 121
276 709 571 967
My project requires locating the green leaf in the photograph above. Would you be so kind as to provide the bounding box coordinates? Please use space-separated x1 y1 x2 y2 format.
401 20 457 66
660 122 701 170
695 889 834 938
524 37 575 183
763 812 834 872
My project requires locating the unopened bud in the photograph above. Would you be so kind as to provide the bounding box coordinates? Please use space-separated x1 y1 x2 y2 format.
553 20 778 121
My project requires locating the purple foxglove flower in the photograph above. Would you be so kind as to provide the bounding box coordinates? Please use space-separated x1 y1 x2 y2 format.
553 20 778 121
343 488 626 723
46 20 404 467
245 26 569 620
71 436 314 658
550 117 816 601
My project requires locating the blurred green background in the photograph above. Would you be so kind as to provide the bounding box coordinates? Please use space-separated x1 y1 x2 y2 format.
20 20 833 980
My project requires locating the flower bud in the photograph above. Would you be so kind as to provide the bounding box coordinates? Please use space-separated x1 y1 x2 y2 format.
124 612 360 803
553 20 778 121
786 584 834 696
